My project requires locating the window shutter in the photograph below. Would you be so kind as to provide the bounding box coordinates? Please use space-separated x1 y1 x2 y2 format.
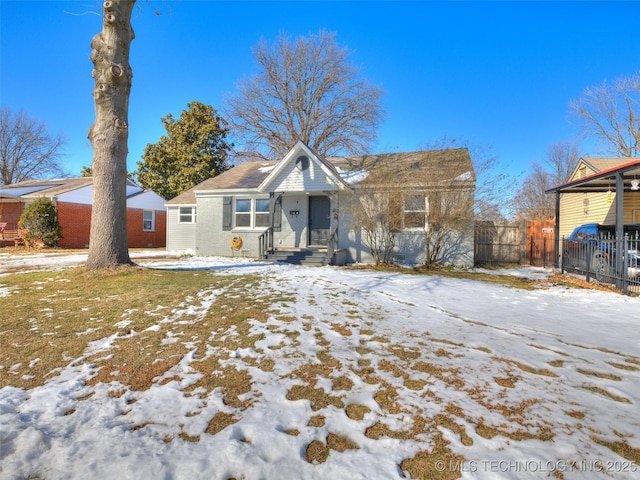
273 194 282 232
222 196 232 231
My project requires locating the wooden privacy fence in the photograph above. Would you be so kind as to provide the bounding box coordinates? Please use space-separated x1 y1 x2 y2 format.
474 220 555 266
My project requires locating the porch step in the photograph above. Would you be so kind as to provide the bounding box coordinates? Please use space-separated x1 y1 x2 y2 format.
264 248 329 266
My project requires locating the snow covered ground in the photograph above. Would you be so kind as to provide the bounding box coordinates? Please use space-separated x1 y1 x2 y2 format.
1 252 639 479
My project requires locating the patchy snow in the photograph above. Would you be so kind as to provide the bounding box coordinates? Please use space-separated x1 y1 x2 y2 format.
338 168 369 185
1 252 639 479
258 164 278 173
455 171 474 182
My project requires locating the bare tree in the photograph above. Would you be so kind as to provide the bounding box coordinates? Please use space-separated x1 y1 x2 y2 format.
347 149 475 266
86 0 136 269
512 162 555 220
226 30 384 159
546 140 579 184
512 140 579 220
0 107 67 185
421 136 514 221
347 162 402 264
569 72 640 157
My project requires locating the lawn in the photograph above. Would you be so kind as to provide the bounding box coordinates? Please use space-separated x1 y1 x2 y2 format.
1 255 639 479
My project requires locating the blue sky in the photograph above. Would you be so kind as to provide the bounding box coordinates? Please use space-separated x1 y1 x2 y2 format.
1 1 639 180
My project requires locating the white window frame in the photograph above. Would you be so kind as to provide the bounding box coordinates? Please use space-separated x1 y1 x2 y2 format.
179 206 196 223
234 197 271 229
143 210 155 231
254 198 271 228
403 194 426 230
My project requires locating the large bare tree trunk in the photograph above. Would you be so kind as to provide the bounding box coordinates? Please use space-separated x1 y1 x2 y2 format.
87 0 135 268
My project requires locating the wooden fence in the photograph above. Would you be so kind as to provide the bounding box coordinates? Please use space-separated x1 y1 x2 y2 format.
474 220 555 266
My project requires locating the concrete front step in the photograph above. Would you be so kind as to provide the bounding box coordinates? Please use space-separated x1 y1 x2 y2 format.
264 248 329 266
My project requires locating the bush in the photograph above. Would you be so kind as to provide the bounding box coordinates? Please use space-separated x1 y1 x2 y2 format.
18 197 62 247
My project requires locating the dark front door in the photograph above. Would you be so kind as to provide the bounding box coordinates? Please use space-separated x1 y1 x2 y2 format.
309 196 331 246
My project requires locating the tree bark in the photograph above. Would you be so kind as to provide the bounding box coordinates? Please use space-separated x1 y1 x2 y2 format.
86 0 135 268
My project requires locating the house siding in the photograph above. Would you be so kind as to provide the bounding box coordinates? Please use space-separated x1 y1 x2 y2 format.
167 206 197 252
269 159 339 192
337 190 475 267
558 160 640 241
196 194 317 257
57 185 93 205
559 192 613 239
623 192 640 223
559 190 640 240
196 196 263 257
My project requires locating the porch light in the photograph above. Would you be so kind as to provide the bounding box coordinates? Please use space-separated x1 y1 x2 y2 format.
631 179 640 191
606 186 613 206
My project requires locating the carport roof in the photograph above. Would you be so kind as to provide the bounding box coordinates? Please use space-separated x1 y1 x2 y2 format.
546 158 640 194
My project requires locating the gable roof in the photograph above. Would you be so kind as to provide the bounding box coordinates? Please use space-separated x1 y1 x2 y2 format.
257 141 350 192
0 177 95 199
330 148 475 187
166 161 279 204
0 177 161 202
166 145 476 204
547 158 640 193
570 157 634 181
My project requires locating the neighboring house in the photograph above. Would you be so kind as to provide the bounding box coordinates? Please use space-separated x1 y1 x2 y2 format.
166 141 476 266
0 177 166 248
547 157 640 240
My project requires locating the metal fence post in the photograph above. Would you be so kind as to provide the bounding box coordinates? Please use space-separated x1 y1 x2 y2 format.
623 236 629 295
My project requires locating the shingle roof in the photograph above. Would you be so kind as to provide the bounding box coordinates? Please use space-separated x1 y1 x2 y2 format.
582 157 637 173
166 161 278 204
329 148 475 185
0 177 95 198
166 148 475 204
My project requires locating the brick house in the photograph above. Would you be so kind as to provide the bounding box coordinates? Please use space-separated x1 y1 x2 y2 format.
0 177 166 248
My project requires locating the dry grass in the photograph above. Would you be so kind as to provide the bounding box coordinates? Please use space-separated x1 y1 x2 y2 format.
206 412 237 436
1 263 635 479
0 267 219 390
494 357 558 378
577 368 622 381
581 385 631 403
592 436 640 464
345 404 370 421
399 429 466 480
608 361 639 371
305 439 329 464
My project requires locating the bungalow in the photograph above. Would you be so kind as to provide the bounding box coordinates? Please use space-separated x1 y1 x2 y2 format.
0 177 166 248
166 141 476 266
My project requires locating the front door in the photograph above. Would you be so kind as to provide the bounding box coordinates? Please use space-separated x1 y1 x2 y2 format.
309 196 331 246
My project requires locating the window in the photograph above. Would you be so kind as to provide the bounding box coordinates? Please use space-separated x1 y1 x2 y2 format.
234 198 270 228
235 199 251 227
179 206 196 223
255 199 271 227
143 210 155 231
403 194 426 229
